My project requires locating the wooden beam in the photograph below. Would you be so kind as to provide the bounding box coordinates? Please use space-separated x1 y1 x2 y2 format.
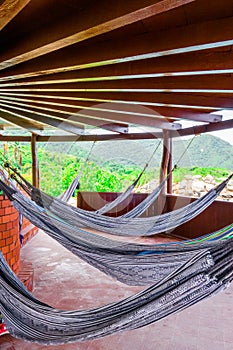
170 119 233 138
0 108 44 133
36 132 163 142
1 91 232 110
1 49 233 83
148 106 222 123
0 15 233 82
0 74 231 92
0 118 231 142
0 133 160 142
0 102 85 135
0 0 195 71
2 94 219 123
167 137 173 194
160 130 170 193
31 133 39 188
0 15 233 80
0 0 31 31
0 96 129 134
0 97 181 131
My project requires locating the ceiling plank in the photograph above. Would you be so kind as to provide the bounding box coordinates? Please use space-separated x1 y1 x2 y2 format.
0 0 31 31
0 96 181 130
0 108 44 133
1 91 233 110
0 15 233 77
0 97 129 133
1 49 233 84
0 102 85 135
0 73 232 92
0 94 221 124
0 74 233 92
0 0 195 71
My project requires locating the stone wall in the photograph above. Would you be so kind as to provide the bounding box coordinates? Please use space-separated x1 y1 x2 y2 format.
173 175 233 201
136 175 233 202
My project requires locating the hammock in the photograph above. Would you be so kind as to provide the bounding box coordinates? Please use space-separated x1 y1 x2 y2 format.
24 173 232 236
0 176 232 286
0 170 231 239
0 238 232 345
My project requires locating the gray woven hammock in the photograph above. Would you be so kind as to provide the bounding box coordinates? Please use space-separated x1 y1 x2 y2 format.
0 177 232 287
0 238 232 345
26 173 232 236
3 139 161 215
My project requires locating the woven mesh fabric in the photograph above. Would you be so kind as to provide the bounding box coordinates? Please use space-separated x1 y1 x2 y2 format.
0 241 232 345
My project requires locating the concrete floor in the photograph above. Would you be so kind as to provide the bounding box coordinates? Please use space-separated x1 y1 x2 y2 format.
0 230 232 350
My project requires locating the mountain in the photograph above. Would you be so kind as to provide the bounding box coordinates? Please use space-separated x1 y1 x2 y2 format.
41 134 233 170
173 134 233 170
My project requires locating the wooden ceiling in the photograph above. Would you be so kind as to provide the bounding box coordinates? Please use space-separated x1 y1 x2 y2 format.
0 0 232 141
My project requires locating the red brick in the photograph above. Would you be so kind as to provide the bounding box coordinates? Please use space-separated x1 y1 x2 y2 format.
5 206 12 214
1 200 10 208
2 214 10 223
0 238 6 246
2 246 9 254
6 221 13 229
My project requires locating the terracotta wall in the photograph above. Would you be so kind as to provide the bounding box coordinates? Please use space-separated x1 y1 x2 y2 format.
0 192 39 274
0 193 20 274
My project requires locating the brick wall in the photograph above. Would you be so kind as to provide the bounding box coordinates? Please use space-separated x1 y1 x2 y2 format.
0 193 20 274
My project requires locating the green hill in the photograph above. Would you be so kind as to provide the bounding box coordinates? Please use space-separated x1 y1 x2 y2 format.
0 133 232 196
48 134 232 170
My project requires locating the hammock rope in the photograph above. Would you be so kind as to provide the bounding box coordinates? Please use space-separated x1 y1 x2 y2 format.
1 140 97 203
58 139 97 202
96 139 162 215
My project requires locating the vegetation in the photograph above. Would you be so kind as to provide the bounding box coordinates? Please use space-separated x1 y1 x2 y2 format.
0 134 232 196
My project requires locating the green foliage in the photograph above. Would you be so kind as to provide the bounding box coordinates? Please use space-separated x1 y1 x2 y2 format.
0 135 232 196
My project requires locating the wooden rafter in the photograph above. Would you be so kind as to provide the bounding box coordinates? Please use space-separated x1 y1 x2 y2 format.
0 108 44 133
0 97 181 131
0 96 129 134
0 0 196 71
0 102 85 135
0 95 221 124
0 49 233 84
0 0 232 138
0 0 30 31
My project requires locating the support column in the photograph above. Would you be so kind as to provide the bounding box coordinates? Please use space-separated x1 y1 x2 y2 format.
158 130 171 214
160 130 171 193
31 133 40 188
167 136 173 194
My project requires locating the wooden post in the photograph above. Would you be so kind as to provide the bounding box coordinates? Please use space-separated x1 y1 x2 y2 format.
31 134 40 188
167 135 173 194
158 130 171 214
160 130 171 193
